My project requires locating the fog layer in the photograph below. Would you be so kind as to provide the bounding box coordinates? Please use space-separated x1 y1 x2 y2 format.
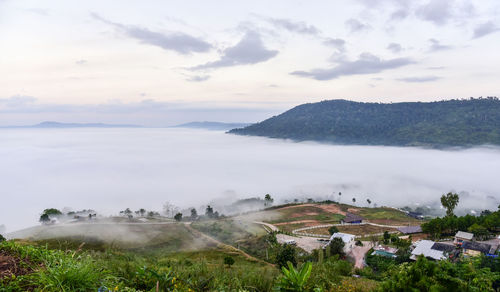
1 128 499 232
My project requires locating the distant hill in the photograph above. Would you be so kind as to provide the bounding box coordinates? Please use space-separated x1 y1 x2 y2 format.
2 121 142 128
173 121 251 131
229 98 500 147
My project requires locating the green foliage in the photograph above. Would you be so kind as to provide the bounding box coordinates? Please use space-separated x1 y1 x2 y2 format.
378 255 500 291
328 226 339 235
39 213 50 223
224 255 235 267
43 208 63 216
0 233 5 242
265 194 274 206
468 223 489 240
174 212 183 222
276 244 297 268
229 98 500 147
273 261 312 292
383 231 390 244
328 237 345 257
441 192 460 217
422 208 500 239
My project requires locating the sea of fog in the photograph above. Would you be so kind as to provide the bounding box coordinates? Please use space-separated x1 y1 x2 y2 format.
1 128 499 233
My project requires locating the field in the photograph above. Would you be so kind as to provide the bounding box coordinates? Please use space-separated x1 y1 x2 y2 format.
305 224 399 237
0 218 379 291
262 203 424 233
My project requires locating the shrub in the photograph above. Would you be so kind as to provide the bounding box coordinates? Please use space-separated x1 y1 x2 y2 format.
224 256 235 267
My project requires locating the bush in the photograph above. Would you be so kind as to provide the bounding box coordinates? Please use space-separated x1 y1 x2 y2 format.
276 244 297 268
224 256 235 267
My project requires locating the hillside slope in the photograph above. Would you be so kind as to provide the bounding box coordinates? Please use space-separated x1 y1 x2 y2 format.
229 98 500 147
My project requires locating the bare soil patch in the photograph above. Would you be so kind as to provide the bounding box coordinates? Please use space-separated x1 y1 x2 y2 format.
0 250 35 279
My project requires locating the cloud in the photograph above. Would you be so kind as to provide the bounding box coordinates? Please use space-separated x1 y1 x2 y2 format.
290 52 414 81
323 38 346 52
416 0 454 25
387 42 403 53
390 8 410 20
473 21 500 39
427 66 446 70
345 18 371 32
186 75 210 82
0 95 37 109
415 0 475 26
428 38 452 52
91 13 212 55
24 8 49 16
190 31 278 70
75 59 87 65
397 76 442 82
264 17 321 35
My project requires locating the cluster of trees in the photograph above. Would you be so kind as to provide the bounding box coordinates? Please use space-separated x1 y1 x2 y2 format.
421 192 500 240
230 98 500 147
422 207 500 239
378 255 500 291
119 208 160 218
39 208 62 223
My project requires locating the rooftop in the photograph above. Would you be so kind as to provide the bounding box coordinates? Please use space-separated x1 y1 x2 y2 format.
330 232 356 243
398 226 422 234
455 231 474 240
462 241 493 254
411 240 446 261
343 212 363 223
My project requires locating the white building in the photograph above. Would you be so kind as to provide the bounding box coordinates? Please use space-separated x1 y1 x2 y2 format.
328 232 356 252
410 240 447 261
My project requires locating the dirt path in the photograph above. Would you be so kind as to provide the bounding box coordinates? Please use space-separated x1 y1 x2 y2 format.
350 241 373 269
185 223 273 267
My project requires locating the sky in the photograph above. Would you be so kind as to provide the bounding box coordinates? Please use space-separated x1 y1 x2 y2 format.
1 0 500 126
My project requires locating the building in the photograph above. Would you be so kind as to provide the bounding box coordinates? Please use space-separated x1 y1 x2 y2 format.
462 241 494 257
341 212 363 224
397 226 422 234
454 231 474 245
410 240 447 261
328 232 356 251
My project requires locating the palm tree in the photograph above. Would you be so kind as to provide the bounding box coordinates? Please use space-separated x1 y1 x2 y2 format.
367 199 371 207
352 197 356 205
338 192 342 203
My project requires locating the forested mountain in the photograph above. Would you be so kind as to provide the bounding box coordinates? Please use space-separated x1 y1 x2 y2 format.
229 98 500 147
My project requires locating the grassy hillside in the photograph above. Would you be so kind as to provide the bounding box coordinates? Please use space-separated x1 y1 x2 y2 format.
229 98 500 147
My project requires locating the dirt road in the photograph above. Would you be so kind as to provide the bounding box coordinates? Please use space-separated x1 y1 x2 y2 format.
349 241 373 269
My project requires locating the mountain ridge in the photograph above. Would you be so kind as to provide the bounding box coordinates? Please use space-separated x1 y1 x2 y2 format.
228 98 500 147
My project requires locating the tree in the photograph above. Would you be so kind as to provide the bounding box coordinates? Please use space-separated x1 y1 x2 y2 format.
468 223 489 240
39 213 50 224
352 197 356 204
338 192 342 202
0 233 5 242
205 205 214 218
162 202 177 218
383 231 391 244
42 208 62 216
223 256 235 267
328 237 345 257
190 208 198 220
441 192 459 217
264 194 274 206
328 226 339 235
276 244 297 268
123 208 132 215
367 199 372 207
139 208 146 217
174 213 183 222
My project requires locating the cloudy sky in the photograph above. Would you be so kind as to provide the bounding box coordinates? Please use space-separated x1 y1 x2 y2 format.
1 0 499 126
